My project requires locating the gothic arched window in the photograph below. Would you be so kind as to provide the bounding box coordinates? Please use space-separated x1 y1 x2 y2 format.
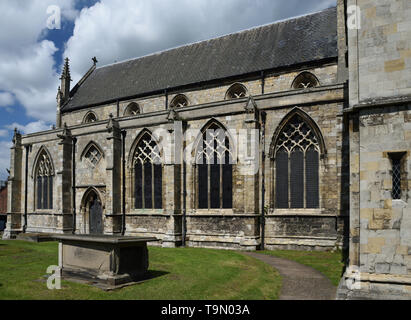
195 122 233 209
132 132 162 209
170 94 189 108
35 149 54 210
225 83 247 100
124 102 140 116
274 114 320 209
83 111 97 123
291 72 319 89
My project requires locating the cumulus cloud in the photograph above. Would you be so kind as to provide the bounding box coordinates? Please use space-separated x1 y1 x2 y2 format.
6 121 52 135
0 92 14 107
65 0 336 84
0 141 12 180
0 0 78 122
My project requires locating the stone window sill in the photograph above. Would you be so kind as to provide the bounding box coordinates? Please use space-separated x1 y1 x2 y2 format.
32 210 54 215
191 209 235 215
268 208 333 217
128 209 165 216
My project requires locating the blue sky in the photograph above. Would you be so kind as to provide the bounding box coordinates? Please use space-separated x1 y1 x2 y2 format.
0 0 336 180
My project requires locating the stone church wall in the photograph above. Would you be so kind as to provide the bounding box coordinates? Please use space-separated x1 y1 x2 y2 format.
7 61 346 251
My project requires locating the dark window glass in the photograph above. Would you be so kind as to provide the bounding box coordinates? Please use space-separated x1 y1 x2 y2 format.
48 176 53 209
134 163 143 209
276 149 289 208
290 148 304 208
198 164 208 209
222 164 233 208
392 158 402 200
210 164 220 208
37 176 42 209
144 162 153 209
154 164 162 209
306 147 319 208
43 177 48 210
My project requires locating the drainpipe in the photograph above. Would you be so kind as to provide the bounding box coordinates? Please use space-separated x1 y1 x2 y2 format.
165 89 168 110
261 71 265 95
72 137 77 234
23 144 30 233
121 130 127 235
182 121 187 247
260 111 267 251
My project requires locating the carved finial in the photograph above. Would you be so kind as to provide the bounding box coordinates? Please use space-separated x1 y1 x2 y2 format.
92 57 98 65
57 122 72 142
245 96 257 114
60 58 72 102
56 86 63 100
167 108 180 122
106 113 119 135
12 128 21 146
61 58 71 81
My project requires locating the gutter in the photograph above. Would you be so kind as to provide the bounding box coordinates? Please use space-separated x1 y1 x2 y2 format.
23 144 30 233
121 130 127 235
182 121 188 247
260 111 267 251
72 137 77 234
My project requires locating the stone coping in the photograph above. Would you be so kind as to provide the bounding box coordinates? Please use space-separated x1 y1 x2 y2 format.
54 234 157 244
344 271 411 285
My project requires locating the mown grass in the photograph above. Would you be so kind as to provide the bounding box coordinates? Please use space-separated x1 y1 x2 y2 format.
258 249 345 286
0 240 281 300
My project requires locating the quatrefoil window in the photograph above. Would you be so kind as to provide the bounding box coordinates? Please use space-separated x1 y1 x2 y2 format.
85 145 102 167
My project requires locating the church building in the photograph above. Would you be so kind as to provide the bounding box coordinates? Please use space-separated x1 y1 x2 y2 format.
3 0 411 299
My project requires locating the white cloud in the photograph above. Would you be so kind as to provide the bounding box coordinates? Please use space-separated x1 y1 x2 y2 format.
6 121 52 135
0 0 78 122
0 92 14 107
0 141 12 180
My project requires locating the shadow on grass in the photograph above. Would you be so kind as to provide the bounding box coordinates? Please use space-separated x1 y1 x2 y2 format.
144 270 169 281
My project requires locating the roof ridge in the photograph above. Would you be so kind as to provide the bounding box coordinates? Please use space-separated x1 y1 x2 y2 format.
97 6 336 70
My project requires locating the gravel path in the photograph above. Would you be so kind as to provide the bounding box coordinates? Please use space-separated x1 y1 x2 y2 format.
243 252 336 300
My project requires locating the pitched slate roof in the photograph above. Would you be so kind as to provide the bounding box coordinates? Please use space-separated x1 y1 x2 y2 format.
62 6 337 112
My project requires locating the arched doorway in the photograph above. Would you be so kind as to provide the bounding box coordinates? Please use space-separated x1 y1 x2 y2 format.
81 188 104 235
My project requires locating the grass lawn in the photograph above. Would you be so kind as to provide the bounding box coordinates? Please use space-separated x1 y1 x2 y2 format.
258 250 345 286
0 240 281 300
